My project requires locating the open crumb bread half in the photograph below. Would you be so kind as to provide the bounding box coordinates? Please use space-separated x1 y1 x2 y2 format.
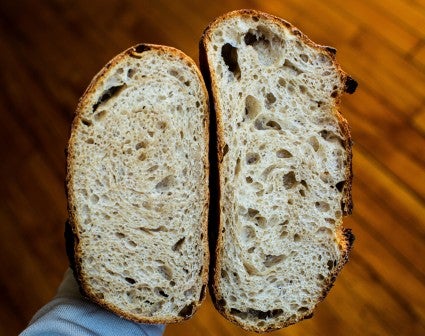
200 9 356 332
66 44 210 323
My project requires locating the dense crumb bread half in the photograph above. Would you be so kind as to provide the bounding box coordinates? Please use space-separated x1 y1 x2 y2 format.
66 44 209 323
200 10 356 332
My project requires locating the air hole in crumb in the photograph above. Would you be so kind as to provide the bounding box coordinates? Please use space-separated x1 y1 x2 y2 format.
336 181 345 192
222 144 229 157
266 92 276 104
241 226 256 241
248 208 259 217
156 288 169 298
244 95 261 120
178 302 196 318
315 201 330 212
300 54 309 63
235 157 241 175
86 138 94 144
294 234 301 242
299 85 307 94
282 59 303 75
127 68 135 78
81 118 92 126
308 136 320 152
320 130 343 144
92 84 126 112
138 152 147 161
264 254 286 267
155 175 174 191
317 227 333 236
283 171 297 189
172 237 185 251
278 78 286 87
94 110 107 121
158 265 172 280
298 307 309 313
244 31 258 45
246 153 260 164
276 149 292 158
125 277 136 284
115 232 126 239
135 141 146 150
246 176 253 183
90 194 99 204
265 120 281 130
221 43 241 80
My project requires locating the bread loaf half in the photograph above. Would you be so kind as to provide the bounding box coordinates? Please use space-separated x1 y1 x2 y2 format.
200 10 356 332
66 44 210 323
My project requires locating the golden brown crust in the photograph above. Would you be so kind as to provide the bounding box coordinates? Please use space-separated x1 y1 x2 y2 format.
200 9 356 332
65 43 210 324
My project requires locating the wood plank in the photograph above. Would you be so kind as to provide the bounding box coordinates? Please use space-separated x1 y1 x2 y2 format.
252 0 359 47
347 107 425 200
0 205 63 327
338 39 423 116
341 252 425 334
0 288 26 335
0 25 70 180
347 214 425 319
252 0 424 116
413 108 425 135
282 0 360 43
347 31 425 99
412 41 425 69
249 0 303 24
354 148 425 238
325 0 419 53
352 178 425 277
2 152 68 274
368 0 425 36
343 89 425 166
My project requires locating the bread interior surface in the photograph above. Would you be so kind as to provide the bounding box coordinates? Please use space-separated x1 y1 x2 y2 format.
67 45 209 322
204 11 353 331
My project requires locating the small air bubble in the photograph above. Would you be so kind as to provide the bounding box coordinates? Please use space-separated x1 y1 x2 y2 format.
125 277 136 284
276 149 292 158
246 153 260 165
266 92 276 104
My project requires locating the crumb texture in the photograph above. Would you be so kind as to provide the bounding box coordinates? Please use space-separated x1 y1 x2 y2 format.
68 47 208 321
206 12 351 331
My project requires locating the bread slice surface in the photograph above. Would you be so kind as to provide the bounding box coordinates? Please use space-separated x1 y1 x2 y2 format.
200 9 356 332
66 44 209 323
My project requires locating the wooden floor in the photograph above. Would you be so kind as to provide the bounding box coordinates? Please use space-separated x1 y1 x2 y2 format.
0 1 424 335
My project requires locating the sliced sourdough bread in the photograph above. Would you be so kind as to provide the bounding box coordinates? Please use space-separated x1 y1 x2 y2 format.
200 9 356 332
66 44 210 323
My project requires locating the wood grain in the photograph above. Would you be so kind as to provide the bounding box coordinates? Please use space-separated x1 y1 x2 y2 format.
0 1 424 335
